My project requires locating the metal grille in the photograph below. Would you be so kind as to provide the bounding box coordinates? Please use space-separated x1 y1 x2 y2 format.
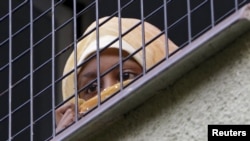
1 0 250 141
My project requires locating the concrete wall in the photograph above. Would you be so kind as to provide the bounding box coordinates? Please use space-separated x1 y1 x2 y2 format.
88 31 250 141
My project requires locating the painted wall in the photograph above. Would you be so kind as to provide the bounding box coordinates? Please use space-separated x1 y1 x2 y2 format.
88 31 250 141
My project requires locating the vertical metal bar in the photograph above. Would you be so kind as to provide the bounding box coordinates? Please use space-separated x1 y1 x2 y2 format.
117 0 124 89
29 0 34 140
95 0 101 107
140 0 146 74
163 0 169 59
8 0 12 140
51 0 56 137
186 0 192 43
234 0 239 11
73 0 79 122
210 0 215 28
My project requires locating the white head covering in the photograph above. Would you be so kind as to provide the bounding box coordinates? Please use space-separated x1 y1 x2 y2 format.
77 35 143 66
62 16 178 100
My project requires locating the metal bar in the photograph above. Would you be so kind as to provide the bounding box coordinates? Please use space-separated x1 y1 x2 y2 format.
187 0 192 43
51 0 56 137
117 0 124 88
140 0 146 74
0 23 29 47
1 1 61 48
190 0 208 13
235 0 239 11
239 0 248 6
95 0 101 107
73 0 79 122
215 8 237 24
0 0 28 21
164 0 169 59
12 0 28 13
8 0 13 140
210 0 215 28
29 0 34 140
11 122 31 140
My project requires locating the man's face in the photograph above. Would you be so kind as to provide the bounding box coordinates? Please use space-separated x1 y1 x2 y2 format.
77 48 142 101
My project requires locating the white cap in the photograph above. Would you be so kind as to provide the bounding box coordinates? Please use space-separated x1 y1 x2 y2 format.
77 35 143 66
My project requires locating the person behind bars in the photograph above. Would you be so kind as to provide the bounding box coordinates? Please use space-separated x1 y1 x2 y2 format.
55 16 178 133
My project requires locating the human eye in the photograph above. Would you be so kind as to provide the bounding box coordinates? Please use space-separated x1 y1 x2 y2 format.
122 71 137 81
86 82 98 94
79 82 101 100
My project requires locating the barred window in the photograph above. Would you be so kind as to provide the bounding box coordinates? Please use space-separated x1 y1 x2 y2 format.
1 0 250 141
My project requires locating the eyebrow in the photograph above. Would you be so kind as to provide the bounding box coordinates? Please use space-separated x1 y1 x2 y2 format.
80 72 97 79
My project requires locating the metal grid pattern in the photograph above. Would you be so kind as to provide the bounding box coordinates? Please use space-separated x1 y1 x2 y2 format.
0 0 249 140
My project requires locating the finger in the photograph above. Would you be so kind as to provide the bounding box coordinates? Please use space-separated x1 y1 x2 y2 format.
57 102 75 114
56 109 75 133
55 102 75 125
60 108 75 124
